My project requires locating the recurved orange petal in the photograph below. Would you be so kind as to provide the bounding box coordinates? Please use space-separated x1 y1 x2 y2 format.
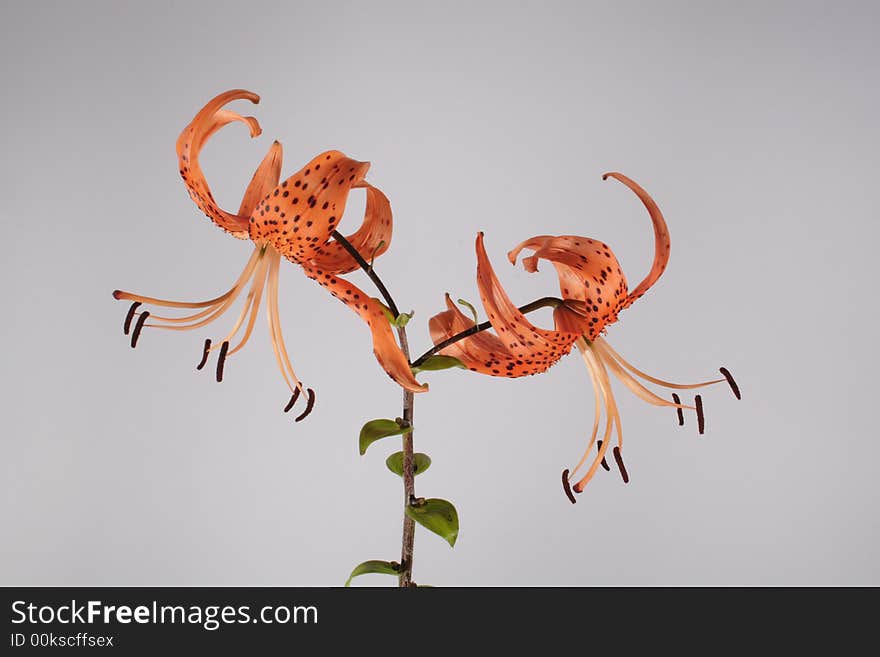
508 235 628 339
305 181 393 275
248 151 372 264
176 89 263 238
426 235 578 378
602 172 671 308
428 294 511 370
476 233 579 375
238 140 283 218
303 265 427 393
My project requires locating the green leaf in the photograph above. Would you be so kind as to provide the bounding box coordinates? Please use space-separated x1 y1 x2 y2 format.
372 298 414 328
457 298 479 325
385 452 432 477
406 498 459 548
345 560 400 587
411 355 466 374
368 240 386 268
359 419 412 455
392 310 414 328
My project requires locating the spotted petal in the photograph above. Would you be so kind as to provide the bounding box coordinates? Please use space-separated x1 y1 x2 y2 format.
249 151 372 265
238 140 283 218
602 172 671 308
304 265 427 393
428 294 510 369
305 182 393 275
508 235 628 339
176 89 264 238
428 235 579 377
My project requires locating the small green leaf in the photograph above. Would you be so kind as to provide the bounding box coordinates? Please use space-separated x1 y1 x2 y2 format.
359 419 412 455
345 560 400 587
392 310 414 328
386 452 432 477
368 240 386 269
373 298 414 328
411 355 466 374
406 498 459 548
457 298 479 325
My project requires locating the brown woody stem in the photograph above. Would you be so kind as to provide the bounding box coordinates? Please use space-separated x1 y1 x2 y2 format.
331 231 416 587
410 296 563 368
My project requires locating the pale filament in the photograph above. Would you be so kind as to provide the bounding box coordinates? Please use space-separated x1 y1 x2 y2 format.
568 338 605 478
593 340 696 410
569 335 734 492
266 249 306 397
569 338 618 490
115 246 263 315
222 256 270 355
594 337 724 390
125 247 267 331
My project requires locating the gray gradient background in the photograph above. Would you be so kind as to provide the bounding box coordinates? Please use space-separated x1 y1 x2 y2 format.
2 0 877 586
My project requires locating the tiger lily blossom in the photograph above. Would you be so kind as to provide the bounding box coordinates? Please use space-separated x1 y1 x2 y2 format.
428 173 739 501
114 90 426 422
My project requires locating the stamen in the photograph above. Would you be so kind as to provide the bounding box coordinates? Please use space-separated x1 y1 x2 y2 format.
294 388 316 422
131 311 149 348
196 339 212 370
226 257 270 356
695 394 705 434
597 440 611 471
568 339 609 480
112 247 262 310
594 341 696 410
719 367 741 400
115 247 266 331
571 340 620 492
283 388 301 413
671 393 685 426
612 446 629 483
215 341 229 382
266 253 307 398
561 469 576 504
595 337 724 390
123 302 141 335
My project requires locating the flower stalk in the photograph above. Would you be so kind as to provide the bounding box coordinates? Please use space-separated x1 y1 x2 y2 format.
331 230 417 587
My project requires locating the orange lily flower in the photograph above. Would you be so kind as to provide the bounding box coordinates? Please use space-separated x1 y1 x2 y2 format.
114 90 426 422
429 173 739 500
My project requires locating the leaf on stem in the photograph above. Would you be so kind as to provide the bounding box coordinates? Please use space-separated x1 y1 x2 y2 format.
411 355 466 374
359 419 413 455
374 298 414 328
406 498 459 548
457 297 479 325
344 560 400 587
386 452 432 477
392 310 414 328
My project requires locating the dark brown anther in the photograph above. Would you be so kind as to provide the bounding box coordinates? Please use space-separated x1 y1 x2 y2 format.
294 388 316 422
196 339 212 370
672 393 685 426
719 367 741 400
123 301 141 335
561 469 576 504
130 311 149 348
597 440 611 471
283 387 301 413
215 341 229 382
695 394 705 434
612 446 629 483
